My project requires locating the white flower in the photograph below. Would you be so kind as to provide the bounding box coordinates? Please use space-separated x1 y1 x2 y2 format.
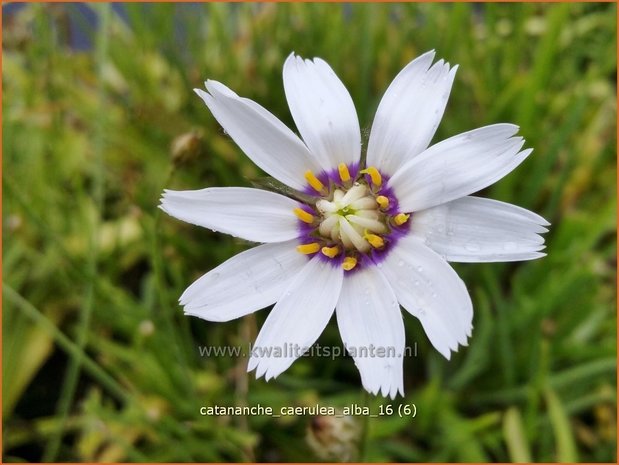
160 51 549 399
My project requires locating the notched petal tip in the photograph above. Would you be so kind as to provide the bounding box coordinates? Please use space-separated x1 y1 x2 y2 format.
486 122 520 136
264 365 283 382
158 193 172 212
289 52 305 65
518 147 534 159
390 383 404 400
255 362 269 380
439 330 472 360
193 87 208 99
283 52 300 74
420 49 436 60
204 80 232 98
530 252 547 260
247 357 259 374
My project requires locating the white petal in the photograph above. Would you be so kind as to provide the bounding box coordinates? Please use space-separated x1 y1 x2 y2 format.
336 267 405 399
195 82 320 190
341 184 367 204
389 124 531 212
412 196 549 262
248 256 343 380
350 197 378 210
182 241 306 321
160 187 300 243
319 214 338 237
381 235 473 359
367 51 458 175
283 53 361 170
339 217 370 252
346 214 387 233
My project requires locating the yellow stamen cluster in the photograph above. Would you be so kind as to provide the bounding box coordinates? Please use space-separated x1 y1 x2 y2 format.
364 231 385 249
360 166 382 187
393 213 410 226
337 163 351 183
376 195 389 209
293 208 314 224
342 256 357 271
297 243 320 254
321 245 340 258
304 170 324 193
295 166 411 272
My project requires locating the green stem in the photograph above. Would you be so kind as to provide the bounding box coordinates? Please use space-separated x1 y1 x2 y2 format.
3 285 129 404
43 5 111 461
358 388 371 461
151 164 198 399
235 315 255 461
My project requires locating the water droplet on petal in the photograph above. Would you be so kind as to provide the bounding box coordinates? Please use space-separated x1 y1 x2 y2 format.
397 260 405 267
464 241 481 252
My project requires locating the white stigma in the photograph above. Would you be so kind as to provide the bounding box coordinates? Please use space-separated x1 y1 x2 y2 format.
316 184 386 253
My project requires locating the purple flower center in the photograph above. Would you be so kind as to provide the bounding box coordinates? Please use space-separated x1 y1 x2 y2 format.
294 163 411 273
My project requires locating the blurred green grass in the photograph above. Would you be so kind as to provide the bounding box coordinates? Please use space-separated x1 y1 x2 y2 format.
2 2 617 462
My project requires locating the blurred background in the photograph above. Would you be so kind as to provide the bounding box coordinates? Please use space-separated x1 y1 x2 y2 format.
2 2 617 462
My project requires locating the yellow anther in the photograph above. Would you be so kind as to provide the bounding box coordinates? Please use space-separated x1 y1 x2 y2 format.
304 170 324 192
321 246 340 258
293 207 314 224
364 231 385 249
342 256 358 271
338 163 351 183
296 243 320 255
376 195 390 209
360 166 382 187
393 213 410 226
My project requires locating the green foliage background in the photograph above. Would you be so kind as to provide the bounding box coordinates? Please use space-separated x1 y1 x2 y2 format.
3 2 617 462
